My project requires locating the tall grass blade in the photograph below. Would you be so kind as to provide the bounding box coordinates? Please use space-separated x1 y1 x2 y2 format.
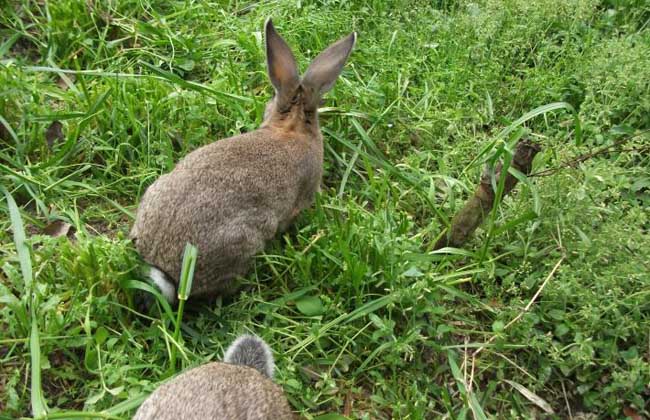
0 114 19 144
30 317 48 418
138 61 252 104
22 65 252 104
464 101 582 173
41 411 124 419
3 187 48 416
2 187 33 290
327 124 449 224
0 31 22 58
496 102 578 142
103 393 149 416
345 294 394 323
177 243 198 302
169 243 197 370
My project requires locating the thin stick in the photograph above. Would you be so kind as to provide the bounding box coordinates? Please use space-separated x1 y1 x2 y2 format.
463 337 469 391
561 379 573 419
530 129 650 177
488 350 537 382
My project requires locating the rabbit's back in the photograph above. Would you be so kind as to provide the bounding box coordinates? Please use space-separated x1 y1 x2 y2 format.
131 127 322 296
133 362 293 420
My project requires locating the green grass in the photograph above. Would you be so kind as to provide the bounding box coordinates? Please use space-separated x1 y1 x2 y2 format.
1 0 649 418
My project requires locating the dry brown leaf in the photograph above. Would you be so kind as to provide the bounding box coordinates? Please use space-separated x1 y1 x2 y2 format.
343 389 352 417
489 298 503 309
168 131 183 152
0 123 9 141
43 220 73 238
56 74 76 91
45 121 64 149
623 406 643 420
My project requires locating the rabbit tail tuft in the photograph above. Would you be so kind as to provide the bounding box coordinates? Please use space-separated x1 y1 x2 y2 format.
148 266 176 304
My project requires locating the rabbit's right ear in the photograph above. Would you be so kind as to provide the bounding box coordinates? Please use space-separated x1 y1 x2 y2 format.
265 19 300 102
224 334 275 379
301 32 356 109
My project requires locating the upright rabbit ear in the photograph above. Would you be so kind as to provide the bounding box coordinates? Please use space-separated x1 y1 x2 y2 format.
265 19 300 98
224 334 275 379
302 32 357 107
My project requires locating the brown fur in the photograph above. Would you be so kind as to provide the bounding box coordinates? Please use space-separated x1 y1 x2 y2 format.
130 19 356 299
133 334 292 419
130 128 322 297
132 363 294 420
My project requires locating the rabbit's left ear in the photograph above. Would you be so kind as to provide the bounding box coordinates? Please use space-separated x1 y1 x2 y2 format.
265 19 300 99
302 32 356 107
224 335 275 379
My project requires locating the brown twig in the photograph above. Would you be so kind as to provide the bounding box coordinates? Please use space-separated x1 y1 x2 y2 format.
530 128 650 177
561 380 573 420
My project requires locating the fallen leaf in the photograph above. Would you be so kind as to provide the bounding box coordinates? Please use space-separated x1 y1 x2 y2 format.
45 121 64 149
623 406 643 420
505 380 554 414
402 266 424 277
488 298 503 309
43 220 73 238
49 349 68 368
168 131 183 152
0 123 9 141
57 73 76 91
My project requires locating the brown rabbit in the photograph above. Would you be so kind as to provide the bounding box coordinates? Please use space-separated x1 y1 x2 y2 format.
130 19 356 303
133 334 294 420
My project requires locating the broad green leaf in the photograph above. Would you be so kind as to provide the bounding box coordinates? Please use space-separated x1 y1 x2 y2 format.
295 295 325 316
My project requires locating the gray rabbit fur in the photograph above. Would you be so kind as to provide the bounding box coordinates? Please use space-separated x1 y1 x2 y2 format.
130 19 356 302
133 334 293 420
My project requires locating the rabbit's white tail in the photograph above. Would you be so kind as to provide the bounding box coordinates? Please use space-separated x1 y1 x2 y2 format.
223 334 275 378
148 266 176 304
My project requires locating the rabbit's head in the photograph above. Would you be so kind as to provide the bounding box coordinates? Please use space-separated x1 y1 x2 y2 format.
262 19 356 134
